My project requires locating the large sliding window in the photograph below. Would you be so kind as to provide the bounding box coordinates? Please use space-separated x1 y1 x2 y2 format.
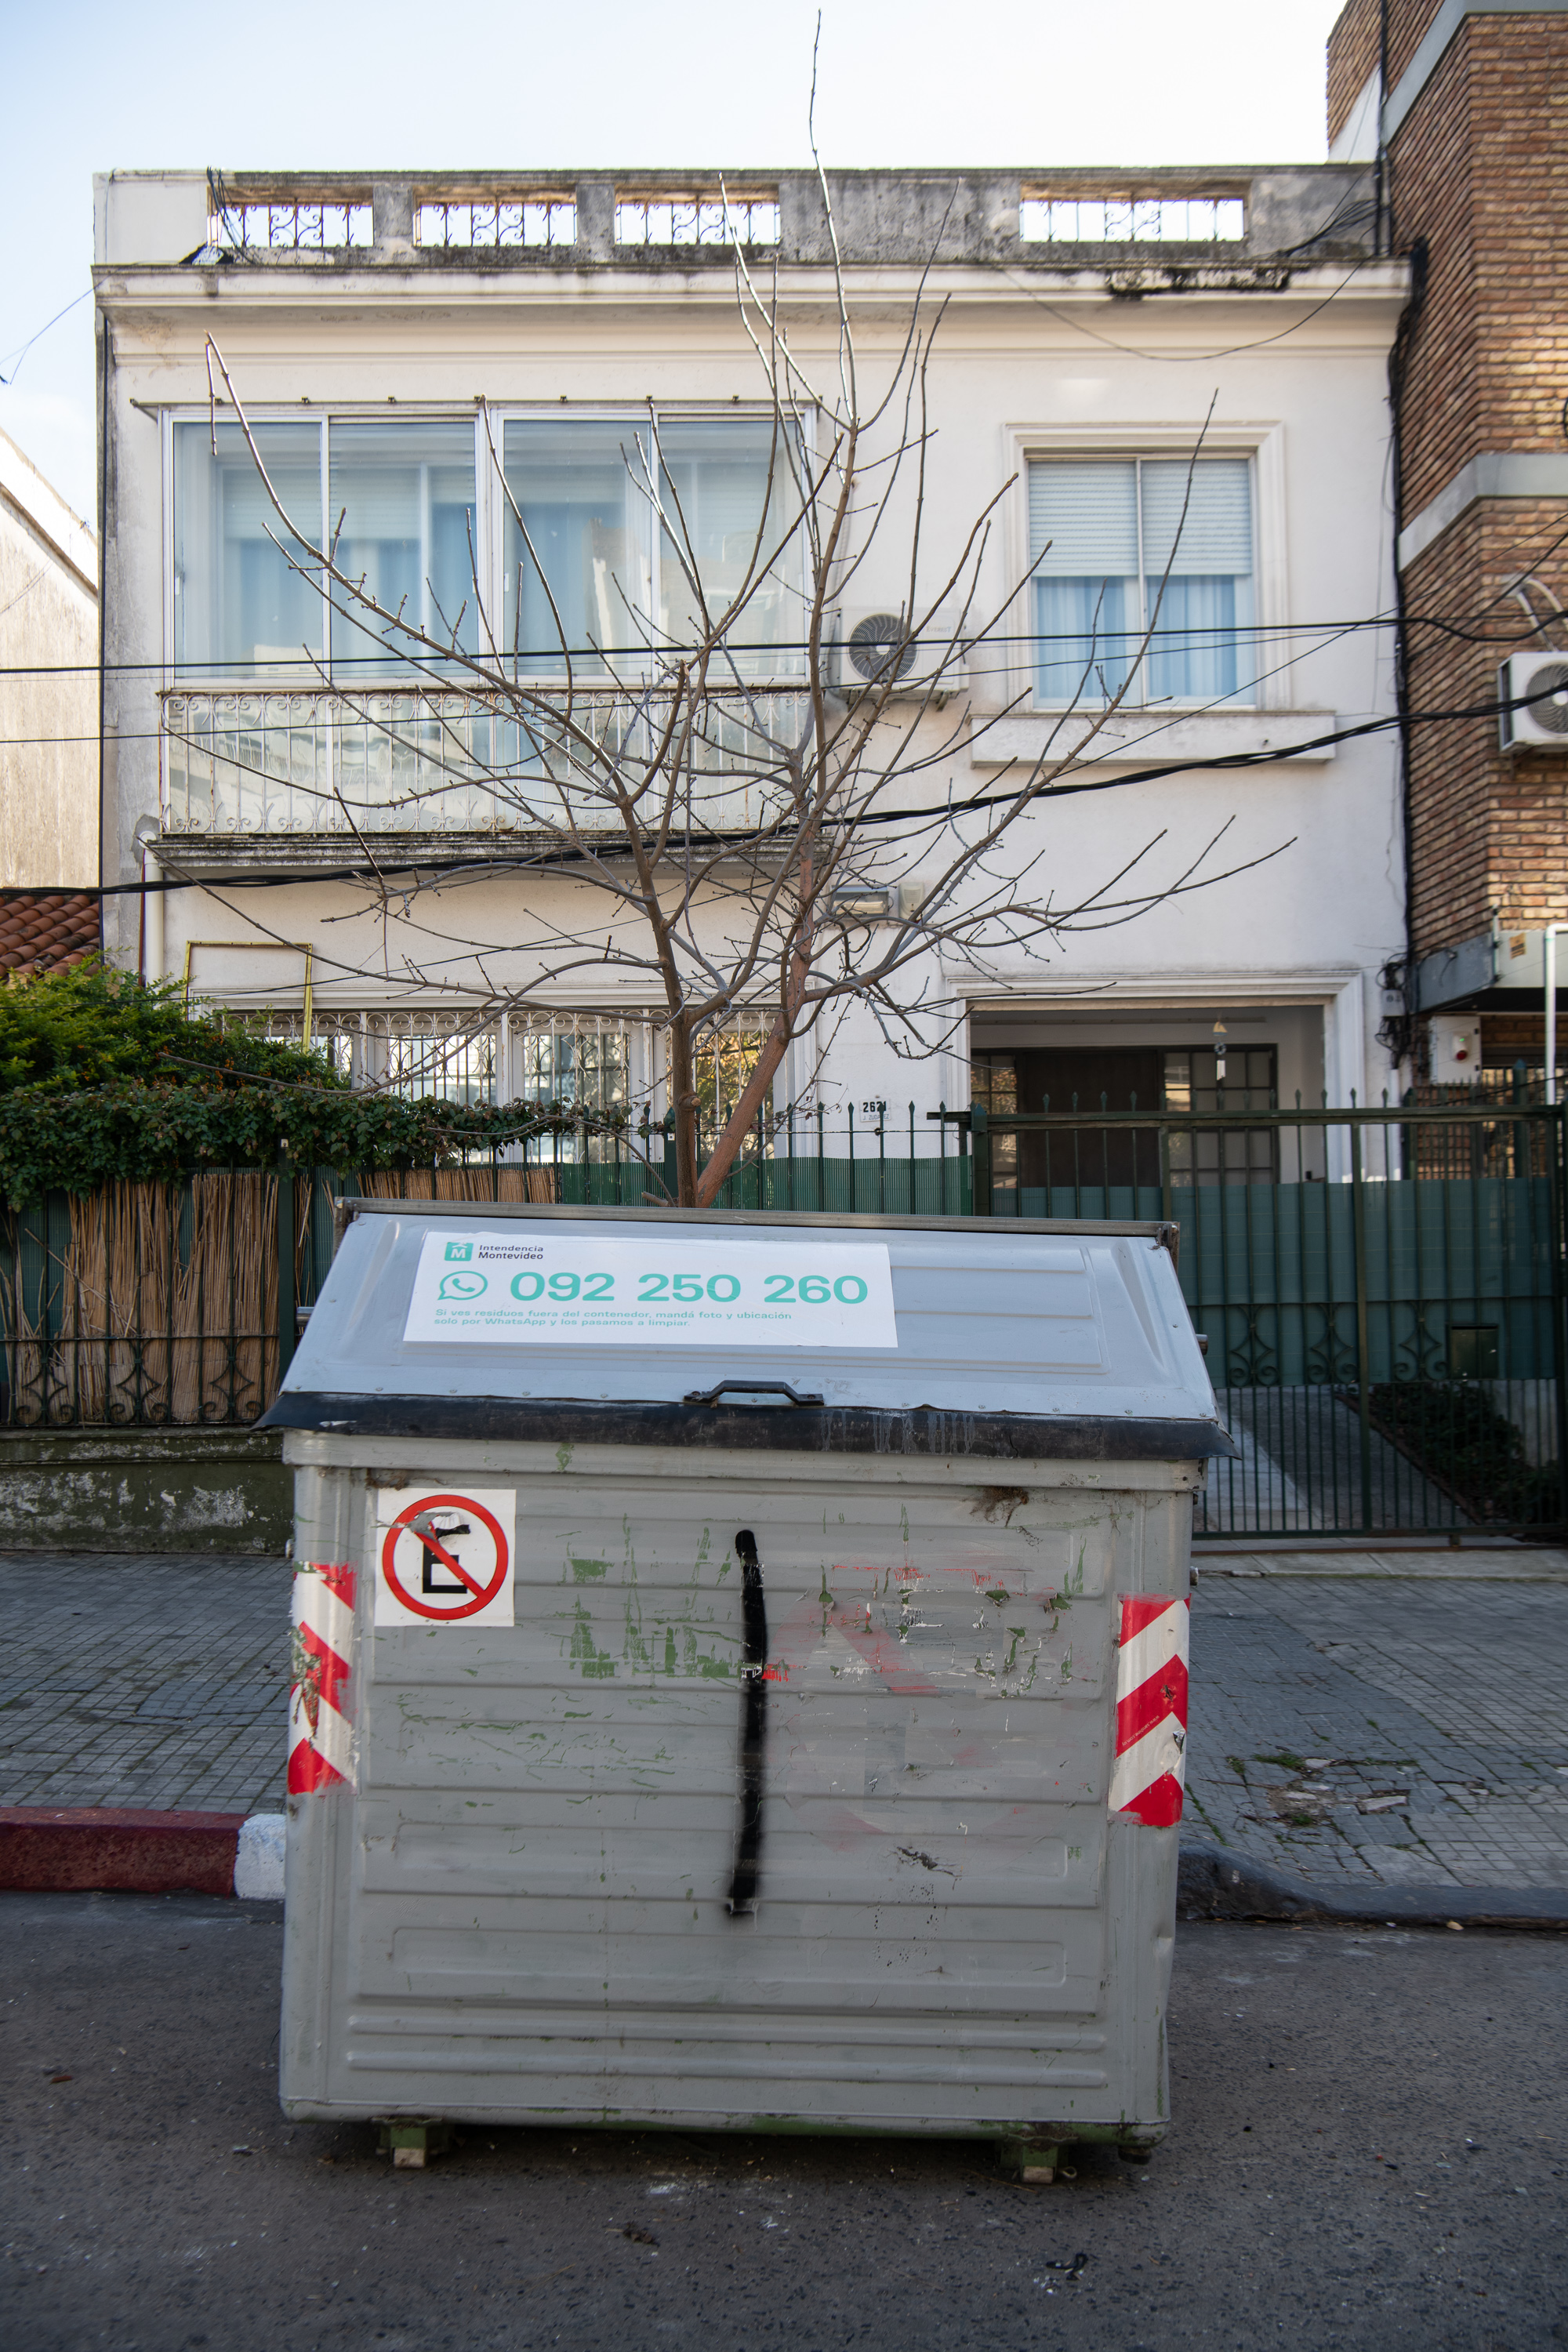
172 412 801 682
501 415 800 678
173 423 323 676
1028 456 1255 706
328 422 477 670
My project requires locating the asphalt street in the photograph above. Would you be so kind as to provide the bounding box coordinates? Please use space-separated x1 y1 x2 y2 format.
3 1893 1565 2350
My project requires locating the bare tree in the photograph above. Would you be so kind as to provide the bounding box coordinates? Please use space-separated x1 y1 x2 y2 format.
187 147 1278 1208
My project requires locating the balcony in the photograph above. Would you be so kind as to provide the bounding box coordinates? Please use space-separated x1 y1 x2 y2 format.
159 685 809 844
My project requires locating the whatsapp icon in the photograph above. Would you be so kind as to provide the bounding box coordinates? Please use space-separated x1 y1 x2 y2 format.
438 1270 488 1301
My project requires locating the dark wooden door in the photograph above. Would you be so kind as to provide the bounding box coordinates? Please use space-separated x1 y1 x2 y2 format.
1013 1047 1162 1191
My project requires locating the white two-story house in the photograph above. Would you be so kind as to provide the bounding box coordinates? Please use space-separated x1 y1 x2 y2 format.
92 164 1406 1174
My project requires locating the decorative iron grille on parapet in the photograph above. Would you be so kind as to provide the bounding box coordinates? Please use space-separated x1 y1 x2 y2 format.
417 200 576 249
613 196 781 247
1020 196 1245 244
205 196 372 252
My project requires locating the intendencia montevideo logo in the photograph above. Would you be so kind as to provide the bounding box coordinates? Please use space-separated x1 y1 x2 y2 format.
435 1235 547 1303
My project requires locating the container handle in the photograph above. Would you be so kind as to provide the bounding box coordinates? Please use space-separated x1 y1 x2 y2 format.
683 1380 825 1408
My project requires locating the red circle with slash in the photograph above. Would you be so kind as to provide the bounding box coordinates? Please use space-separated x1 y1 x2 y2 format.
380 1492 510 1621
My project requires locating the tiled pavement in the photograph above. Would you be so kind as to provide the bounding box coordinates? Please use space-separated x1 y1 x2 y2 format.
2 1551 1566 1892
0 1552 291 1817
1187 1573 1568 1890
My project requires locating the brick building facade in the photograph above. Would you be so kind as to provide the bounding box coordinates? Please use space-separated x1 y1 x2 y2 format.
1328 0 1568 1082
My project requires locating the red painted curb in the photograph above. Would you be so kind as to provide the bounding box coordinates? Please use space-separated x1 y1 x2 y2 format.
0 1806 244 1895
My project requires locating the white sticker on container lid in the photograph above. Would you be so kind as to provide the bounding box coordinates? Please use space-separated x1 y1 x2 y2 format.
401 1232 898 1349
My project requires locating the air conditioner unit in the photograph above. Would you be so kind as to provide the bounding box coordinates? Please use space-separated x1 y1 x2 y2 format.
1499 653 1568 749
843 611 919 688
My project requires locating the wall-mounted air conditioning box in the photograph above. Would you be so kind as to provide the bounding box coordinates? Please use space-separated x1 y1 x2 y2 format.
1498 654 1568 750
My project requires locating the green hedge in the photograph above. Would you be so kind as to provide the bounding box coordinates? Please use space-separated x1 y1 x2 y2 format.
0 1080 601 1203
0 963 607 1200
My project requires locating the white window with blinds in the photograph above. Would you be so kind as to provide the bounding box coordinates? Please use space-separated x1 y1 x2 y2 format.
1027 455 1256 707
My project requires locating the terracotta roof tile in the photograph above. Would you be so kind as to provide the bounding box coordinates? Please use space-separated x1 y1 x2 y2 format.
0 891 101 975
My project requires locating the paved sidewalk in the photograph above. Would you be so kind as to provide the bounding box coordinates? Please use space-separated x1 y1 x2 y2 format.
2 1552 1566 1893
1187 1577 1568 1890
1196 1544 1568 1580
0 1553 290 1817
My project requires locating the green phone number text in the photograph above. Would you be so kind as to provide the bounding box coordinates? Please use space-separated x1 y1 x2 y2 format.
506 1269 870 1306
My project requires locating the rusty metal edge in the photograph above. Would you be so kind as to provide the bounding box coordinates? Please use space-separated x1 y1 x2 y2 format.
0 1807 243 1896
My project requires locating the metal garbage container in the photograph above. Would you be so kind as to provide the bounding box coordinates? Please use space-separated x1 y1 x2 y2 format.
263 1201 1231 2176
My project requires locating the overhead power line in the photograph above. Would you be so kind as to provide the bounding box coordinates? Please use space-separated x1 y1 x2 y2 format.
2 675 1555 902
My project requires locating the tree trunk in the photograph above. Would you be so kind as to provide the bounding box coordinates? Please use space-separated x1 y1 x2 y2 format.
668 1017 702 1207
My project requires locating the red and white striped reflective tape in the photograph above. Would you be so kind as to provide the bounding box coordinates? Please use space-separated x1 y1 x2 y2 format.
288 1561 355 1795
1108 1594 1189 1828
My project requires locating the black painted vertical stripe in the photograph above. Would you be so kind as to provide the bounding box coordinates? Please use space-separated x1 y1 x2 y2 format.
726 1528 768 1917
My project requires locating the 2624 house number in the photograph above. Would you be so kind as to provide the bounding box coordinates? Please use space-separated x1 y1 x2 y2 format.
508 1269 871 1305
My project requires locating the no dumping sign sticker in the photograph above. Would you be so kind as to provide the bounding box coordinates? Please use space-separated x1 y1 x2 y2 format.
375 1487 516 1628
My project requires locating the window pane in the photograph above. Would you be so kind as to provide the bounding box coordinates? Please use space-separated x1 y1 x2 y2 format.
1162 1044 1277 1181
520 1023 629 1114
1029 460 1139 704
1140 458 1254 704
1034 575 1137 702
174 421 322 676
503 420 650 675
970 1052 1018 1187
1139 458 1251 576
328 422 477 673
656 420 801 680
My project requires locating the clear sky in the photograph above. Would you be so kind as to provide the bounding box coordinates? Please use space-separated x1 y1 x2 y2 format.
1 0 1347 524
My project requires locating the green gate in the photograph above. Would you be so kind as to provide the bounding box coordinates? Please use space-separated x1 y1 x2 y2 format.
969 1098 1568 1539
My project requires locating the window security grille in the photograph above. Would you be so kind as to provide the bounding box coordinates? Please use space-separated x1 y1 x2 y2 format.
262 1009 499 1105
615 198 781 248
248 1007 770 1142
417 201 577 249
1020 197 1244 245
208 202 372 252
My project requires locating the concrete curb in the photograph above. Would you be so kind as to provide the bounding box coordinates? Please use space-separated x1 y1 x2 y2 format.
0 1806 285 1898
1179 1839 1568 1929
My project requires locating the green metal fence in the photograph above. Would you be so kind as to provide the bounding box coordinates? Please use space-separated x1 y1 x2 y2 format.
969 1096 1568 1539
5 1094 1563 1541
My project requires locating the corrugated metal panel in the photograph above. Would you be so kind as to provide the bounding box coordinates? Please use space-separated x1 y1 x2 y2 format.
278 1210 1201 2147
283 1446 1191 2134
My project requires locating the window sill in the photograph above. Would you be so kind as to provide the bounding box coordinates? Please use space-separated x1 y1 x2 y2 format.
967 707 1339 770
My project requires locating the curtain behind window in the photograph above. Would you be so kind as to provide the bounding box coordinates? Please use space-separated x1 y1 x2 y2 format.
1029 455 1254 705
174 422 322 677
328 421 477 673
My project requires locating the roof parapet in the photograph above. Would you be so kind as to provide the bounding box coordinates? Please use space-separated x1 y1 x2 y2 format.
94 164 1380 274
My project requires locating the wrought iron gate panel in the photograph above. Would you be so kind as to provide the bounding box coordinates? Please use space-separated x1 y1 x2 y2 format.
970 1100 1568 1538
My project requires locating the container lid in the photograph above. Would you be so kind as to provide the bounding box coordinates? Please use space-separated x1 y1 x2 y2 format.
262 1201 1232 1461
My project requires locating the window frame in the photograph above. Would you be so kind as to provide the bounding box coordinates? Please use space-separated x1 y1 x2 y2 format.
163 403 814 690
1001 423 1287 715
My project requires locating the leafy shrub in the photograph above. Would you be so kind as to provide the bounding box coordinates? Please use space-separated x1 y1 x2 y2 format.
0 960 345 1096
1367 1378 1561 1524
0 963 610 1200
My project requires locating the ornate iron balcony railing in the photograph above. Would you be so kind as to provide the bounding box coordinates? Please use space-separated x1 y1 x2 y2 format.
159 685 811 838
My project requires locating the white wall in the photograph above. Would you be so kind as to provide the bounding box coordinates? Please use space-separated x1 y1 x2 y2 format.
96 234 1407 1116
0 430 98 889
